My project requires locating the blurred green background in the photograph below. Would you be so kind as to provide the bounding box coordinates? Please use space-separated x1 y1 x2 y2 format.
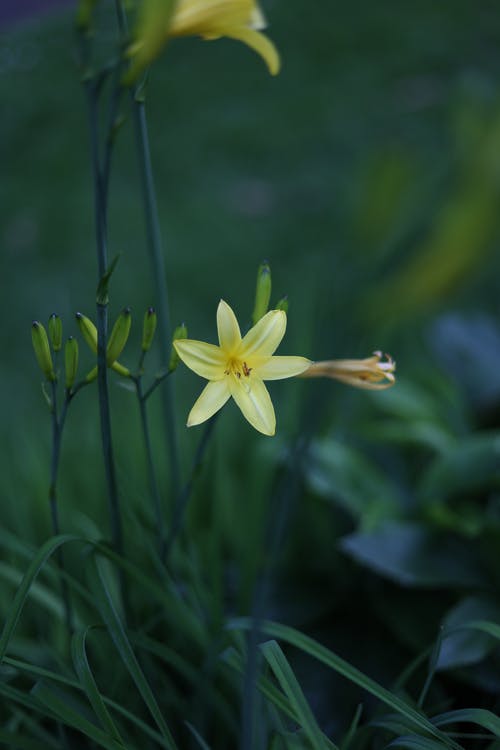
2 0 500 744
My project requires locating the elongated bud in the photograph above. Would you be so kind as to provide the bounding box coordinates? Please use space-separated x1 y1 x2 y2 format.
76 0 99 31
64 336 79 390
48 313 63 352
252 260 272 324
141 307 157 352
274 296 289 313
85 360 130 382
75 312 98 353
31 321 56 381
169 324 188 372
107 307 131 365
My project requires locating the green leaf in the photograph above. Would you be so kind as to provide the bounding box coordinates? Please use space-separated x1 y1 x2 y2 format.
305 439 400 529
31 682 124 750
432 708 500 737
260 640 332 750
340 521 484 588
438 598 500 670
388 737 451 750
71 627 126 744
0 534 79 662
184 722 213 750
87 554 179 750
227 618 460 749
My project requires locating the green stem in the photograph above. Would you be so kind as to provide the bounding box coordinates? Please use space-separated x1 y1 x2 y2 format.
132 96 180 501
163 414 219 563
135 377 167 561
49 382 74 637
85 77 123 558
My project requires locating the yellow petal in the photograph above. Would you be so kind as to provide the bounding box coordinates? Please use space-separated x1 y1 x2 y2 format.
223 27 280 75
217 299 241 353
187 379 231 426
174 339 226 380
253 355 312 381
170 0 253 37
239 309 286 360
229 376 275 435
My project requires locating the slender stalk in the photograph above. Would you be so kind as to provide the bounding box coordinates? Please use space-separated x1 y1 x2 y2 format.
49 382 73 636
85 77 123 558
163 414 219 563
240 438 308 750
135 377 167 560
132 97 180 500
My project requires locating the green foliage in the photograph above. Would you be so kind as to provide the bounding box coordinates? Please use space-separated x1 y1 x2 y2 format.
2 0 500 748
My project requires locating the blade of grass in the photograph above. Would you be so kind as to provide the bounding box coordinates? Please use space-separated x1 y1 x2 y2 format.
0 534 79 662
260 640 332 750
388 737 451 750
184 721 213 750
432 709 500 738
71 626 126 744
227 618 462 750
31 682 125 750
4 655 173 748
87 553 179 750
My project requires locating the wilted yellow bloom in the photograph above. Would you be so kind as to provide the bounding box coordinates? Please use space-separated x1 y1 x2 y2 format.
301 351 396 390
174 300 310 435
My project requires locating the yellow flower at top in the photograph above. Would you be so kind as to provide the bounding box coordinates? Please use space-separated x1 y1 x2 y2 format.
168 0 281 75
174 300 310 435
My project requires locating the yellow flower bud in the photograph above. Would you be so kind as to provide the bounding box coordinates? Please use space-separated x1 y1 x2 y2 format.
64 336 79 390
141 307 157 352
169 323 188 372
107 307 131 366
252 260 272 325
75 312 98 353
48 313 63 352
31 321 56 382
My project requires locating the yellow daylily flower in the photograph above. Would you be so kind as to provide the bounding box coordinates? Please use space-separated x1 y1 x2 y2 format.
168 0 281 75
301 351 396 390
174 300 310 436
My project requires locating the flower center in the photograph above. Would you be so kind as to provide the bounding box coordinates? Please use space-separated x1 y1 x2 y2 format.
224 357 252 380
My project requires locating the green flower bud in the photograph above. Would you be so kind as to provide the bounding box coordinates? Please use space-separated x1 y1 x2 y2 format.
141 307 157 352
64 336 79 390
48 313 63 352
31 321 56 382
252 260 272 325
107 307 131 366
274 296 289 314
169 323 188 372
76 0 99 31
75 312 98 353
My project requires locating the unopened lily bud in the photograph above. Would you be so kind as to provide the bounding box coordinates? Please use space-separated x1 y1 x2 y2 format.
169 323 188 372
48 313 63 352
107 307 131 366
75 312 98 353
141 307 157 352
76 0 99 30
64 336 79 390
274 296 288 314
252 260 272 324
31 321 56 382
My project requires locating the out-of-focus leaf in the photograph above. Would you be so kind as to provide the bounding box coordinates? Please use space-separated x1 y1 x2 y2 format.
438 597 500 670
340 521 485 587
417 432 500 534
366 107 500 322
305 439 400 529
430 314 500 410
388 737 451 750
